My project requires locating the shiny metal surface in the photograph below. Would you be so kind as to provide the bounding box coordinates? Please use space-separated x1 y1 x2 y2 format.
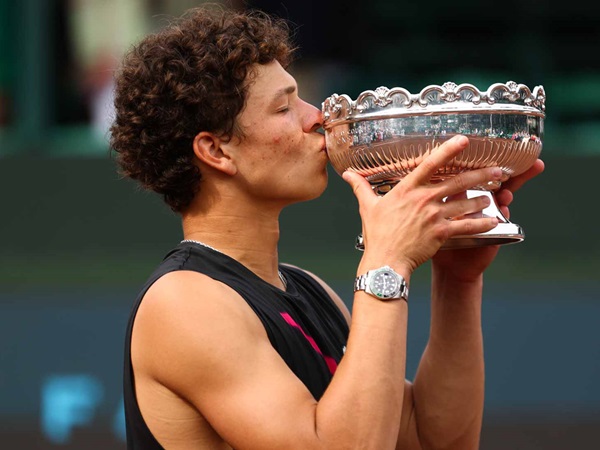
322 81 546 249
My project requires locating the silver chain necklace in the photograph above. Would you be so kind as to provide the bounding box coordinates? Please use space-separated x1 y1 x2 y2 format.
180 239 287 290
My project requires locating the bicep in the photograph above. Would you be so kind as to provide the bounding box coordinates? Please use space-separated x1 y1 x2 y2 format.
188 332 320 448
133 271 323 450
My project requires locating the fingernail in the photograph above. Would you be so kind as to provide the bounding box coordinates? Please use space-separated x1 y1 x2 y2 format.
492 168 503 178
452 135 468 145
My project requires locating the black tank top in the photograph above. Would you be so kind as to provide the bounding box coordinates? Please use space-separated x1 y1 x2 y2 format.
123 242 349 449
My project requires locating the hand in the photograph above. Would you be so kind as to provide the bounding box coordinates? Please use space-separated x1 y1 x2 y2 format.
432 158 546 282
343 136 504 277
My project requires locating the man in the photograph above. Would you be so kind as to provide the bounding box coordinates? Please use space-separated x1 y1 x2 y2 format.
110 5 543 450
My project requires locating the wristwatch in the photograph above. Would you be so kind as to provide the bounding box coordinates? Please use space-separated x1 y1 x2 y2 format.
354 265 409 301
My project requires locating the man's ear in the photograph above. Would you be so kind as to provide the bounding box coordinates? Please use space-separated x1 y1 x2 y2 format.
192 132 237 176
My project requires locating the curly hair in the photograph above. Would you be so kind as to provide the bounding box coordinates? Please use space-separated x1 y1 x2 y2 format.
110 5 296 212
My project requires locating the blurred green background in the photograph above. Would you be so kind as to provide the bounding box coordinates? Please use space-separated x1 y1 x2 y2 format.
1 0 599 449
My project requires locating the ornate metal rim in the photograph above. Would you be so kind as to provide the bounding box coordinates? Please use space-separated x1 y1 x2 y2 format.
322 81 546 126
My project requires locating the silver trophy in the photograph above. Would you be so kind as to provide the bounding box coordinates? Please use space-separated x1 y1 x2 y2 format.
322 81 545 250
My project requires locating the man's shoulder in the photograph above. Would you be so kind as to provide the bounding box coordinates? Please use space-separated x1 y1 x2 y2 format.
136 270 267 346
143 269 254 314
131 270 270 380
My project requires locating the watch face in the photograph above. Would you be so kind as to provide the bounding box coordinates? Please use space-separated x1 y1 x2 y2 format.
370 269 401 299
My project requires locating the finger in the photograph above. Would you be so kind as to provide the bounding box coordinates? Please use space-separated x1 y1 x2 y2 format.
342 171 376 205
447 215 499 237
443 194 491 219
502 159 545 193
445 191 468 202
437 166 503 198
407 135 470 185
495 189 513 208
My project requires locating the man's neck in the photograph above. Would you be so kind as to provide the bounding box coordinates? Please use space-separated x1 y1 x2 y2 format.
181 195 283 286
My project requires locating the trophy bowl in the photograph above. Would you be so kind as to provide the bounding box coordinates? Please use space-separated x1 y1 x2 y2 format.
322 81 546 250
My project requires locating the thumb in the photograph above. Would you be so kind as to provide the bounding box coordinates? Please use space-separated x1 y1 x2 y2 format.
342 171 375 204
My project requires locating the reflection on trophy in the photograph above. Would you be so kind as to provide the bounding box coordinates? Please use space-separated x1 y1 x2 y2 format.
322 81 546 250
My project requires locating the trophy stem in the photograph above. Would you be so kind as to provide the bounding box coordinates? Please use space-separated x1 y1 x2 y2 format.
354 189 524 251
440 190 524 249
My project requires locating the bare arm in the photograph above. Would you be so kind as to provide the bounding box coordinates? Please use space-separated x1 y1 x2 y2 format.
302 257 486 450
303 268 421 450
411 273 485 450
408 159 545 450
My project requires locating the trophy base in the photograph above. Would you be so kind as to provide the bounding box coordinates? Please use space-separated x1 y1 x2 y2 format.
354 190 525 251
440 222 524 249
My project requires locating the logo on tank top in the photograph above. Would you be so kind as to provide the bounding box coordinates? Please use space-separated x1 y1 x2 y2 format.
280 312 338 375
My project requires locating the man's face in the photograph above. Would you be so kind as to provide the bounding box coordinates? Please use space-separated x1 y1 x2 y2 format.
226 60 328 205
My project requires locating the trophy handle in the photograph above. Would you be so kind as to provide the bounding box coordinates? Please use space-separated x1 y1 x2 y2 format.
354 190 524 251
440 190 524 249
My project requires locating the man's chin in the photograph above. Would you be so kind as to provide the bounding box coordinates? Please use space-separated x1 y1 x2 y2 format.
309 174 329 200
290 178 328 205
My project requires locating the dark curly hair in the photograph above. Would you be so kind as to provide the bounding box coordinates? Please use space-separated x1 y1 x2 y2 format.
110 5 296 212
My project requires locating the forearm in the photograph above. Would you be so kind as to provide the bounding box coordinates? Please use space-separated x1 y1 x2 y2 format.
316 292 408 449
411 270 485 450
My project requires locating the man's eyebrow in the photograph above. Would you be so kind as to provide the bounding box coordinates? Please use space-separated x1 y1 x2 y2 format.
271 85 297 101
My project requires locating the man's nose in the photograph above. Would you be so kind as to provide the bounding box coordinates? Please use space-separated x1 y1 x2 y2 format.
304 101 323 133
